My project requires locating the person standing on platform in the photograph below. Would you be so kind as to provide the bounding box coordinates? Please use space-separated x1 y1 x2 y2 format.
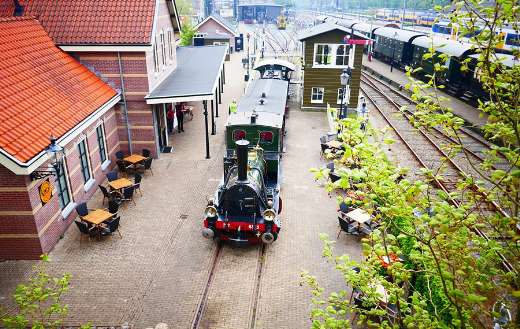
229 99 238 114
167 105 175 133
175 103 184 132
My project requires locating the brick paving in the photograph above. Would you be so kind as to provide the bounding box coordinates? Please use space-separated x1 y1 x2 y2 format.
0 33 363 328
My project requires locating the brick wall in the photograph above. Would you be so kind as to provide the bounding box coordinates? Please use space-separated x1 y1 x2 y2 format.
0 108 119 260
75 52 159 158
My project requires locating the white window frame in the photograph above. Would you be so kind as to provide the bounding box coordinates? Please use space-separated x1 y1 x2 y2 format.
311 87 325 104
77 136 95 191
153 36 159 72
95 121 110 170
56 156 73 211
167 29 173 61
313 43 356 68
160 30 166 67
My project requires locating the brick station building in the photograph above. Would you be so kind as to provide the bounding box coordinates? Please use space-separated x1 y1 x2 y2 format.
0 17 121 259
0 0 228 259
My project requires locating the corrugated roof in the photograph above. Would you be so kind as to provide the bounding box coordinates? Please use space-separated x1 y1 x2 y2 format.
0 17 118 163
0 0 157 45
237 79 288 116
374 26 425 42
145 46 227 101
412 35 474 57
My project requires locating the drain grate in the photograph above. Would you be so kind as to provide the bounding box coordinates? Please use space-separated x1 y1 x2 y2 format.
180 214 188 219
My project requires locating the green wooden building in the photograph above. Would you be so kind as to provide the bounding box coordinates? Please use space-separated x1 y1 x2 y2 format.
298 23 369 111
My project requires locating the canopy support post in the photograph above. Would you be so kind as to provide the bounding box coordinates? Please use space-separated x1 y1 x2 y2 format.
211 99 216 135
203 100 210 159
215 88 219 118
218 81 222 104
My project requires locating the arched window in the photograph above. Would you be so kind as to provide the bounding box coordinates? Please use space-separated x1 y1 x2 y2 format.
233 130 246 141
259 131 273 144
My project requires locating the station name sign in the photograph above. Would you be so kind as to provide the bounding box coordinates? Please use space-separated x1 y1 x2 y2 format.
343 36 373 45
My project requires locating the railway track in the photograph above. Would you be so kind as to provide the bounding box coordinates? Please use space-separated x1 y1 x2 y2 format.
360 71 511 173
191 243 267 329
360 74 515 273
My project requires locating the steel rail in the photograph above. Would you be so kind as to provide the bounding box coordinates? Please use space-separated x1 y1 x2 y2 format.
362 73 510 217
361 80 515 273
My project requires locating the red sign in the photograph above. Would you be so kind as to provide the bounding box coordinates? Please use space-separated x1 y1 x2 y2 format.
347 39 373 45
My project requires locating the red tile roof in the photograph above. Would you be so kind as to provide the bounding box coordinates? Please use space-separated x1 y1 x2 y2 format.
0 0 155 45
0 17 118 163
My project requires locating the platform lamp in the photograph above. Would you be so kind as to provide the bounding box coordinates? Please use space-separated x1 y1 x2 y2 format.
245 32 251 81
339 67 351 119
30 135 65 180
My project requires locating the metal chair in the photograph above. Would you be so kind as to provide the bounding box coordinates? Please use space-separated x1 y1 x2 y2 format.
134 173 143 195
121 186 136 205
138 157 153 176
106 171 118 182
142 148 151 158
99 185 120 205
107 199 120 215
75 202 89 218
326 162 341 183
337 216 356 238
115 150 125 160
74 220 98 243
101 216 122 238
116 160 133 176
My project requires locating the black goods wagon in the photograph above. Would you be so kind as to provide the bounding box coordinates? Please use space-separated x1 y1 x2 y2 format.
373 27 425 68
411 36 473 88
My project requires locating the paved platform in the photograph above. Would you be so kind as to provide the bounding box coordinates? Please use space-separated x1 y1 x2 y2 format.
363 55 488 128
0 43 362 328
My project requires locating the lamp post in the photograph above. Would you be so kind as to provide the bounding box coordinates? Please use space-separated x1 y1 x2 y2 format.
339 67 351 118
390 31 398 72
30 135 65 180
246 32 251 81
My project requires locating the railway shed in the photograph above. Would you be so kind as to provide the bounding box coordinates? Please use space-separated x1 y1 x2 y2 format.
237 3 283 24
193 14 239 59
298 22 369 111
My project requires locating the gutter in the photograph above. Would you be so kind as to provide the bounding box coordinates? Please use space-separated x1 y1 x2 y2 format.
117 52 133 153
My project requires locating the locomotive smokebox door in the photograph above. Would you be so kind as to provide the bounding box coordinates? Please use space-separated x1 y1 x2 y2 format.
236 140 250 181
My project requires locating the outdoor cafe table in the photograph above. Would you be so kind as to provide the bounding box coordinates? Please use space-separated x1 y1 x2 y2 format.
108 177 133 191
345 208 371 233
81 209 113 226
326 140 342 149
124 154 146 166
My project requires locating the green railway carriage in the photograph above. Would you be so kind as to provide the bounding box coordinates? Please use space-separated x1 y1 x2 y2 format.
202 75 289 245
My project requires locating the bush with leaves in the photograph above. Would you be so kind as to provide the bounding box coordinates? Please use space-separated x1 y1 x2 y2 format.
0 255 91 329
303 1 519 327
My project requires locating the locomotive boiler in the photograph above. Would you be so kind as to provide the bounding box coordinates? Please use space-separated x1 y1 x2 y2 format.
202 139 282 244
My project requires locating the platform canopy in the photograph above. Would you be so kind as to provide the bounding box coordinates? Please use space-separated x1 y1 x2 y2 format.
145 45 227 104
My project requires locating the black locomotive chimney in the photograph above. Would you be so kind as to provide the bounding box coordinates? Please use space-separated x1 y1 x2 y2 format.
13 0 24 16
236 140 249 181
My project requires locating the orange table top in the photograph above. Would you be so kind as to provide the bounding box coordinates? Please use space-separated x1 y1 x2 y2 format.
108 178 133 190
82 209 113 225
124 154 147 164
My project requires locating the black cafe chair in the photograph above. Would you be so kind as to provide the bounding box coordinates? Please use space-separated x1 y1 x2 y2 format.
134 173 143 195
75 202 89 218
121 186 136 205
74 220 98 243
115 150 125 160
142 148 151 158
101 216 122 238
106 171 118 182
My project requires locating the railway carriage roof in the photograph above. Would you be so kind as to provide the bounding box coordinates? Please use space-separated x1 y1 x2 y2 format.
227 111 284 128
412 36 474 57
374 27 425 42
352 22 382 34
237 79 288 116
469 53 518 68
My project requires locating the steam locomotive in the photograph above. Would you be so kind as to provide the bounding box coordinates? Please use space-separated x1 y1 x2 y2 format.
202 59 293 245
